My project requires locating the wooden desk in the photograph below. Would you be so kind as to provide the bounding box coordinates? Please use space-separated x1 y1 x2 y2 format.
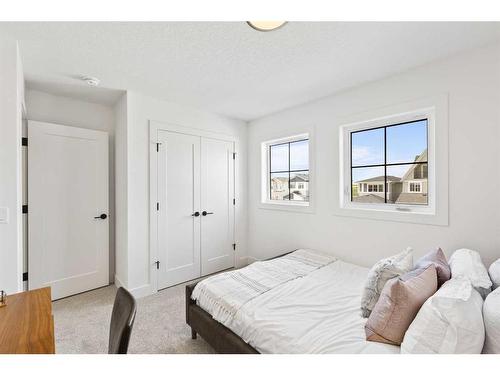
0 287 55 354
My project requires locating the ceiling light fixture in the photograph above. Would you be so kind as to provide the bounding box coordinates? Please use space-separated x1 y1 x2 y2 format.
81 76 100 87
247 21 287 32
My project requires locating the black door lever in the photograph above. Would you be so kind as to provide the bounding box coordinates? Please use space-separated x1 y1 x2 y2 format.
192 212 200 217
202 211 214 216
94 214 107 219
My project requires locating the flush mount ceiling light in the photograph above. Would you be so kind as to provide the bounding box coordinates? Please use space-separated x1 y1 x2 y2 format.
81 75 100 86
247 21 287 32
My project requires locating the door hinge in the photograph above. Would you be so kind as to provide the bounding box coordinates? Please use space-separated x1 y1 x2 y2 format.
154 260 160 270
233 198 235 205
23 272 28 281
156 202 159 211
156 142 161 152
232 243 236 251
232 152 236 160
22 205 28 214
22 137 28 147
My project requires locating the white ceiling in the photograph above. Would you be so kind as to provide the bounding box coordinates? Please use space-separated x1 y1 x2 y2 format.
1 22 499 121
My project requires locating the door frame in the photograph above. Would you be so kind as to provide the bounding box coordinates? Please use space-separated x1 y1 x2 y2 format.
149 120 239 292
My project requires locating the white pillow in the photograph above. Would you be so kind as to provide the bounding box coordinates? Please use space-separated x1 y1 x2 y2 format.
448 248 492 298
483 287 500 354
360 248 413 318
488 259 500 290
401 277 485 354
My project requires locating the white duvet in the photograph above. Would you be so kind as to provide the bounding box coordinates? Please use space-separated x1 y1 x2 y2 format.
192 249 336 326
194 254 400 354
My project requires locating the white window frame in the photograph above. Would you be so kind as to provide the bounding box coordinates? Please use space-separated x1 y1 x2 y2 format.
260 133 314 213
336 95 449 226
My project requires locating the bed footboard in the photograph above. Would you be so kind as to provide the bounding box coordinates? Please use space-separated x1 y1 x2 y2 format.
185 282 259 354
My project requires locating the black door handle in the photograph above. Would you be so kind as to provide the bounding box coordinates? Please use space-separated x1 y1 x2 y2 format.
202 211 214 216
94 213 107 220
192 212 200 217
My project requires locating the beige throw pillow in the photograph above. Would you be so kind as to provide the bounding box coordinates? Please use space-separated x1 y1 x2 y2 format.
365 265 438 345
360 248 413 318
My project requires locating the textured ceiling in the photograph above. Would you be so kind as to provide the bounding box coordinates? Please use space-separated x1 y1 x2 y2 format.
1 22 499 120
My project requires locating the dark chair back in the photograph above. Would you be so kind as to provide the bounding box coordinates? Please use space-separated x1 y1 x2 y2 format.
109 287 137 354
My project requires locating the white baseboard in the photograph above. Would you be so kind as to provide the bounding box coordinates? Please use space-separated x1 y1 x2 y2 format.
246 256 260 264
114 274 124 289
113 275 155 299
236 256 251 268
129 283 155 299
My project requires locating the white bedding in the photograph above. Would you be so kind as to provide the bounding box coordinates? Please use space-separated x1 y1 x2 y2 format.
228 260 399 354
192 249 336 325
193 252 399 354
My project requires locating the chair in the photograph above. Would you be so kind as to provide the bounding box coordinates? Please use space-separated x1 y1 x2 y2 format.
108 287 137 354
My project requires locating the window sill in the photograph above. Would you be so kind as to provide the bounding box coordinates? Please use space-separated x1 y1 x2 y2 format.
259 200 315 214
334 202 447 226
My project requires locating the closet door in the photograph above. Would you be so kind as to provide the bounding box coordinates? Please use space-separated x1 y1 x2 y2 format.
200 137 235 276
157 130 201 289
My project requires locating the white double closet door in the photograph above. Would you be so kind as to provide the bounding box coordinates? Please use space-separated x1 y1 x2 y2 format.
156 129 235 289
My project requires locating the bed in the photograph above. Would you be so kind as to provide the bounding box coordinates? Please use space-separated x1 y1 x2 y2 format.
186 249 399 354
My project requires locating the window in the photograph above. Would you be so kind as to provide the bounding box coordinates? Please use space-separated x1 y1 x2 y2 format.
409 182 422 192
350 119 428 206
269 138 309 202
338 98 448 226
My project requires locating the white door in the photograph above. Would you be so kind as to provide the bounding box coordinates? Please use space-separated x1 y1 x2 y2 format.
157 130 201 289
200 137 235 276
28 121 109 300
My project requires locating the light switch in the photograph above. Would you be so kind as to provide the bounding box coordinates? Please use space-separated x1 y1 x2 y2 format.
0 207 9 224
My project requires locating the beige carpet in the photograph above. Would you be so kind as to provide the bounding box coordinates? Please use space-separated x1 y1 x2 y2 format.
52 282 215 354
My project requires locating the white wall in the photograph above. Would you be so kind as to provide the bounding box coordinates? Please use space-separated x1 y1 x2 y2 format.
25 89 117 283
0 38 24 293
247 42 500 267
114 93 128 287
115 91 248 296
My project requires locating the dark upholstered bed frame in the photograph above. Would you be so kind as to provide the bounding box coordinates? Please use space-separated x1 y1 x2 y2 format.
186 282 259 354
185 252 296 353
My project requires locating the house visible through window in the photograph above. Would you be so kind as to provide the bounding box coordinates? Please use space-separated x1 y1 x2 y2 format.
350 119 428 205
269 138 309 202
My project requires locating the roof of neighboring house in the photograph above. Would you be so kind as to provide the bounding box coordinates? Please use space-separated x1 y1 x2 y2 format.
395 193 428 205
290 174 308 183
271 177 287 184
272 174 308 183
402 149 428 180
355 149 428 184
355 175 401 183
351 194 385 203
